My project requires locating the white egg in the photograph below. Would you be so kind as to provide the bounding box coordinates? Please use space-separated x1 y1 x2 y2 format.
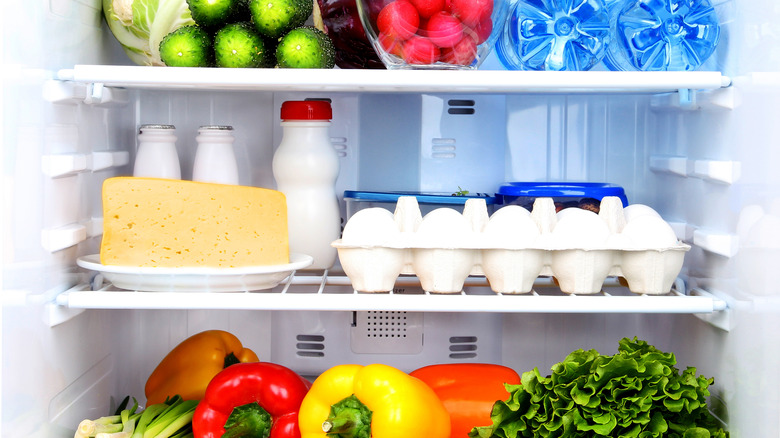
484 205 540 248
416 208 474 248
341 208 401 246
623 204 661 222
620 215 678 248
551 208 611 249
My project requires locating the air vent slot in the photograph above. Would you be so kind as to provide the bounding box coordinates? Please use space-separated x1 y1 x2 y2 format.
431 138 456 159
447 99 476 115
350 311 424 354
331 136 348 158
449 336 478 359
296 334 325 358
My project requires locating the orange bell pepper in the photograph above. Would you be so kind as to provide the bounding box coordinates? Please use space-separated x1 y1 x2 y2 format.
145 330 259 406
410 363 521 438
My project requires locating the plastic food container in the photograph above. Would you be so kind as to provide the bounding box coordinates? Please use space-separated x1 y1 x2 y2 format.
345 190 499 219
355 0 509 69
496 182 628 213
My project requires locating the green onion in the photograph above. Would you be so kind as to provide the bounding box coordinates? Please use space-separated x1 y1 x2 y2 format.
75 395 196 438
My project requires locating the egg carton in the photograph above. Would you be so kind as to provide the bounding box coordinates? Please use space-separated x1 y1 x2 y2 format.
332 196 690 295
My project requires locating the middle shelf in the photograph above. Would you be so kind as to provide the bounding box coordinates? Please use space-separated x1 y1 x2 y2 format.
56 274 727 314
58 65 732 94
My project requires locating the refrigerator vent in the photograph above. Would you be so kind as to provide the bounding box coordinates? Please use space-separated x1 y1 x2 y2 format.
350 311 424 354
295 334 325 358
331 136 348 158
447 99 476 115
431 138 457 159
449 336 478 359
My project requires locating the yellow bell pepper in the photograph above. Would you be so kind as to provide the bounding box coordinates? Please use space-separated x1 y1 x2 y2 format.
144 330 259 406
299 363 451 438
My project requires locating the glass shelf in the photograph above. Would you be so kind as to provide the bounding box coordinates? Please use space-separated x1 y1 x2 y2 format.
57 66 731 94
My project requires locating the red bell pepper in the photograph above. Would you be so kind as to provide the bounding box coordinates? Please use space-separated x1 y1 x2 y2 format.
410 363 521 438
192 362 311 438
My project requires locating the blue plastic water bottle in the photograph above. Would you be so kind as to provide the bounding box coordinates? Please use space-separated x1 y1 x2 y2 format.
603 0 720 71
496 0 611 71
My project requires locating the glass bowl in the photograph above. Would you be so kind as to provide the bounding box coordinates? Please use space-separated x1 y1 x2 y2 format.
356 0 509 69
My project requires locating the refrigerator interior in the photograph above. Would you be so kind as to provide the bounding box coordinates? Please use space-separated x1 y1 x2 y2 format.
4 0 780 436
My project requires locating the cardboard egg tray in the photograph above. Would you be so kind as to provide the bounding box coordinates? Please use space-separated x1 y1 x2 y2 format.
332 196 690 295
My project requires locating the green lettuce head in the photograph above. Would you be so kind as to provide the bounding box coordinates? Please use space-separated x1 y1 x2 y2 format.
103 0 195 65
470 337 728 438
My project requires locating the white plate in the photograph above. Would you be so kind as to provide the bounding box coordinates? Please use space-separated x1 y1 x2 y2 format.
76 253 313 292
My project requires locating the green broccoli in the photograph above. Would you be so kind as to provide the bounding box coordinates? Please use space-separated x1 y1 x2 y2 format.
276 26 336 69
214 22 269 68
159 25 213 67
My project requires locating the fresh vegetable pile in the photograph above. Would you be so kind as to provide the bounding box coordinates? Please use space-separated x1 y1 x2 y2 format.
469 337 728 438
74 332 729 438
103 0 336 68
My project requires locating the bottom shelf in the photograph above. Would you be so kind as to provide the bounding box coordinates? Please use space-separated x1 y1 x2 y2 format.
56 274 728 314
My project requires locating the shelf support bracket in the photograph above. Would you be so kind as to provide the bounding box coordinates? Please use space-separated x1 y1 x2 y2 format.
690 287 733 332
677 88 698 110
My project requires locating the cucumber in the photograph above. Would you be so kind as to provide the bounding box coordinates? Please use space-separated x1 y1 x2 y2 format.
249 0 313 39
276 25 336 68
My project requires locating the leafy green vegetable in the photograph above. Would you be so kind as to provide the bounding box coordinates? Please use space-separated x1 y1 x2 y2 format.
469 338 728 438
103 0 196 66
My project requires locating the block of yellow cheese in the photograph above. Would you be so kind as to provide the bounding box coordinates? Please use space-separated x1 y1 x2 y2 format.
100 177 289 268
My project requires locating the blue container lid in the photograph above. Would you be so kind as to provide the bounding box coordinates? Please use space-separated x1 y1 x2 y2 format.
496 182 628 206
344 190 499 205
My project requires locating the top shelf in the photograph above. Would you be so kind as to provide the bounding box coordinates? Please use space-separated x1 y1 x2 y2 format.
57 65 732 94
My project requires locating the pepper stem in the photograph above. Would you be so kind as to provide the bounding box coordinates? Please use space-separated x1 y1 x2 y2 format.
223 352 241 368
322 395 372 438
222 402 272 438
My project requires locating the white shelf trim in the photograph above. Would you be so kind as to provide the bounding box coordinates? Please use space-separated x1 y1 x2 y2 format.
57 66 731 94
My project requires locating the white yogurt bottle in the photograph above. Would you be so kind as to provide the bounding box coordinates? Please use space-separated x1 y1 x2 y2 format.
192 125 239 185
272 100 340 270
133 124 181 179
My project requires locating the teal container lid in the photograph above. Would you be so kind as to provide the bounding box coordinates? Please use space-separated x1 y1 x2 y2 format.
496 182 628 206
344 190 499 205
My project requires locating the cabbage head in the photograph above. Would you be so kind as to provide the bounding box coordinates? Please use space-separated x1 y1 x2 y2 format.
103 0 196 65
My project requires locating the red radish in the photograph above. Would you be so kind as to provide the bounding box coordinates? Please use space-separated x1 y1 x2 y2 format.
402 35 441 64
410 0 446 19
379 31 404 56
424 11 464 48
449 0 492 27
441 35 477 65
468 15 493 45
377 0 420 40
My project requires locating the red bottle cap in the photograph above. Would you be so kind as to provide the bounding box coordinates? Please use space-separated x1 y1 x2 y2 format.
280 100 333 121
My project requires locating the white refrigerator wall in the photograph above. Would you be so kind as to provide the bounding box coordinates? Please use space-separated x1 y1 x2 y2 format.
4 1 780 438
